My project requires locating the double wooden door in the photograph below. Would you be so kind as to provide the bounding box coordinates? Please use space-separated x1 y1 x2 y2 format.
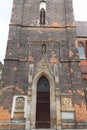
36 76 50 128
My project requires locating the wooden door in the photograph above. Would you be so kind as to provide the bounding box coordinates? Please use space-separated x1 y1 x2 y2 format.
36 76 50 128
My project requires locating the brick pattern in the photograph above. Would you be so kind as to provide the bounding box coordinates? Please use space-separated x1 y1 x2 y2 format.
0 107 10 120
0 0 87 129
0 123 25 130
79 60 87 75
11 0 24 25
75 102 87 122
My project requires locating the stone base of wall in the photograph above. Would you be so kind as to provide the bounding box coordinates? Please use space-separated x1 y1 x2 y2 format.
0 121 87 130
0 121 25 130
62 122 87 129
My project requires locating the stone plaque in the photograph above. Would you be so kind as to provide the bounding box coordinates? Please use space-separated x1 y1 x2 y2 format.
61 97 74 111
15 97 24 111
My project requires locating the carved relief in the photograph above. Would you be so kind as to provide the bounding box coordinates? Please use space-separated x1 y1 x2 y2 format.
11 96 28 120
14 97 25 119
15 97 24 111
61 97 74 111
35 56 53 76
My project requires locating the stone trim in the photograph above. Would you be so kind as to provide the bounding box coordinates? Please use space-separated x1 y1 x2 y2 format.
11 95 28 119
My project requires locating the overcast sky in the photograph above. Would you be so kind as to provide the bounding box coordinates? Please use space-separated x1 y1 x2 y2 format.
0 0 87 64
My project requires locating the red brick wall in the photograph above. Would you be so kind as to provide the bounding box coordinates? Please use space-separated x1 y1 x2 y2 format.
0 106 10 121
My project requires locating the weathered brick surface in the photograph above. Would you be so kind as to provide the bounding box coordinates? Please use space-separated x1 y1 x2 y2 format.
67 28 79 60
79 60 87 73
65 0 75 26
79 60 87 80
0 0 87 129
59 62 72 93
22 0 67 27
62 123 76 129
11 0 24 25
15 61 28 93
0 107 10 120
0 86 14 112
75 102 87 122
11 0 74 27
2 61 17 86
6 26 21 60
0 123 25 130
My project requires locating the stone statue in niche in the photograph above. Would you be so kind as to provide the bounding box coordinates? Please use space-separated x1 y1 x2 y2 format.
41 44 46 54
15 97 25 111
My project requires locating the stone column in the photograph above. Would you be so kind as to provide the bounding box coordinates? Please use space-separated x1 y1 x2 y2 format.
26 85 32 130
25 103 30 130
56 88 61 130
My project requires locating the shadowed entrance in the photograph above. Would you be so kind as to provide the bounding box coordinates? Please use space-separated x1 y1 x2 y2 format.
36 76 50 128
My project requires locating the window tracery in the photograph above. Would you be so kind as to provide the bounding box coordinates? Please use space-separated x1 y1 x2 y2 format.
78 43 86 59
40 1 46 25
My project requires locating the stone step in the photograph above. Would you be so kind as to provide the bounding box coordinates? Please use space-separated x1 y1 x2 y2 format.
32 129 87 130
32 129 55 130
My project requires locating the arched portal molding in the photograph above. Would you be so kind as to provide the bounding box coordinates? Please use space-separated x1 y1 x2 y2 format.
30 56 57 129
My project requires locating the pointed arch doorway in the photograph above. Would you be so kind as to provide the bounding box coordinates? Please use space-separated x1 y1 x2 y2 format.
36 76 50 128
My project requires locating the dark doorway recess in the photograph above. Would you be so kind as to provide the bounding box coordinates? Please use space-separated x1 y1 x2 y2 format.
36 76 50 128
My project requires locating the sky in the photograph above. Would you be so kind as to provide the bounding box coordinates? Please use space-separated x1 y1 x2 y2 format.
0 0 87 64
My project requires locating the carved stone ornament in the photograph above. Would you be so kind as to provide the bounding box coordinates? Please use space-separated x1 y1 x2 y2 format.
15 97 25 111
34 56 53 76
61 97 74 111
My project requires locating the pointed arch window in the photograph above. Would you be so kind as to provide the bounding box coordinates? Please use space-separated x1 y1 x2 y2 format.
78 43 86 59
40 1 46 25
40 8 45 24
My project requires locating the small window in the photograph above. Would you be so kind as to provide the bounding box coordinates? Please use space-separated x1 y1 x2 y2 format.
40 1 46 25
40 8 45 24
78 43 86 59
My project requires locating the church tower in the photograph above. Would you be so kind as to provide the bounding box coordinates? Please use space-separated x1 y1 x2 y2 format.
0 0 87 129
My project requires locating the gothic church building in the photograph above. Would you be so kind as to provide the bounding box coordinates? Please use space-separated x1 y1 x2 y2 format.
0 0 87 129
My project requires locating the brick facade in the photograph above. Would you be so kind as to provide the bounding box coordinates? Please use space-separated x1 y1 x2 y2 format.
0 0 87 129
